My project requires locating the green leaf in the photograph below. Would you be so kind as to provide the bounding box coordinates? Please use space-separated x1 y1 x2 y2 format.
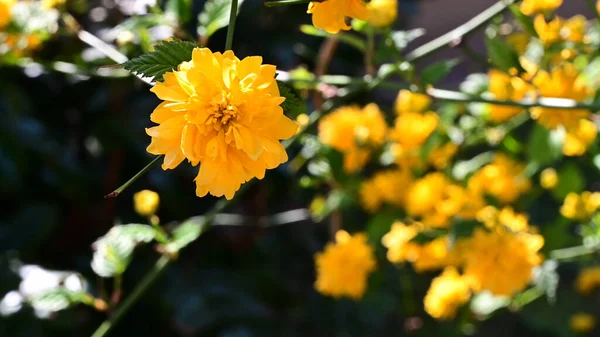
420 58 459 87
91 224 157 277
29 289 83 312
122 39 198 82
526 124 563 166
551 163 585 201
366 210 399 250
485 35 524 73
197 0 245 40
277 81 306 117
166 0 192 24
163 216 210 253
508 4 537 37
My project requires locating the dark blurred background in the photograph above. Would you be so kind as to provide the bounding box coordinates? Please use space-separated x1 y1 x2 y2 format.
0 0 594 336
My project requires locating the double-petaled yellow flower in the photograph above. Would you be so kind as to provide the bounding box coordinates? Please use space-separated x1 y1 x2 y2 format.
146 48 298 200
308 0 369 34
563 119 597 157
424 267 471 320
487 69 531 123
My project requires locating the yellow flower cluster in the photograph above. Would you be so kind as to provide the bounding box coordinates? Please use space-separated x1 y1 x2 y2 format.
560 192 600 221
427 142 458 170
520 0 562 16
468 153 531 204
360 169 413 212
487 70 531 123
319 103 387 173
563 119 598 157
476 206 531 233
308 0 369 34
314 230 376 299
575 267 600 294
146 48 297 200
424 268 471 320
534 15 587 46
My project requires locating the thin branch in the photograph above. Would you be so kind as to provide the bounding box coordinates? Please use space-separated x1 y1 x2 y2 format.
225 0 239 51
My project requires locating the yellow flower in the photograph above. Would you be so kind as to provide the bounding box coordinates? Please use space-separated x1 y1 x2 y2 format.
534 15 563 46
531 63 591 130
520 0 562 16
563 119 597 157
468 153 531 204
314 230 376 299
395 90 431 115
560 191 600 221
308 0 369 34
360 169 413 212
134 190 160 216
575 267 600 294
389 112 438 149
427 142 458 170
424 267 471 320
319 103 387 173
488 70 531 123
562 15 587 43
146 48 297 200
570 313 596 333
540 168 558 189
411 236 452 273
0 0 15 28
366 0 397 27
40 0 65 10
477 206 531 233
382 221 419 264
506 32 530 55
390 143 422 169
458 228 544 296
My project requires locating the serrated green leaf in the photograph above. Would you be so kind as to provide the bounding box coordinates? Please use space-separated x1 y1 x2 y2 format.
197 0 245 40
163 216 209 253
123 39 197 82
91 224 157 277
29 289 82 312
508 4 537 37
166 0 192 24
485 35 524 73
421 58 459 87
277 81 306 117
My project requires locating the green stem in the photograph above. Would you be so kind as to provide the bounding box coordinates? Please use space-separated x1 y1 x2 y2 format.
90 255 170 337
150 216 170 244
264 0 311 6
585 0 600 22
550 245 598 261
225 0 239 51
104 155 163 198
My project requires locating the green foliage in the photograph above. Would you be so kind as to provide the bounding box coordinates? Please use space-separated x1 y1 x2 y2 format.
527 124 563 166
299 25 366 51
166 0 192 24
421 58 460 87
28 289 85 313
197 0 245 40
485 35 524 73
552 163 585 201
163 217 209 253
122 39 197 82
277 81 305 117
508 4 537 37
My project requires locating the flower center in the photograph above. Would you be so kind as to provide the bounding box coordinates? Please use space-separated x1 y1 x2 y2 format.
207 103 239 131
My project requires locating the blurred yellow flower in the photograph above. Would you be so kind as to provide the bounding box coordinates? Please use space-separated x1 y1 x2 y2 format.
308 0 369 34
395 90 431 115
563 119 597 157
575 267 600 294
506 32 530 54
570 313 596 333
319 103 387 173
411 236 452 273
382 221 419 264
534 15 563 46
134 190 160 216
560 191 600 221
146 48 297 200
0 0 14 28
520 0 562 16
488 70 531 123
562 15 587 43
41 0 65 10
458 228 544 296
360 169 413 212
424 267 471 320
367 0 397 27
540 168 558 189
477 206 531 233
314 230 376 299
390 143 422 169
468 153 531 204
389 112 438 149
531 64 592 130
427 142 458 170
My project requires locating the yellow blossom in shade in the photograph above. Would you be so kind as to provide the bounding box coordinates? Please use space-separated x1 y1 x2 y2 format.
488 70 531 123
575 267 600 294
389 112 438 149
366 0 397 27
423 267 471 320
427 142 458 170
395 90 431 115
360 169 413 212
390 144 422 169
146 48 298 200
459 228 544 296
468 153 531 204
0 0 15 28
411 236 452 273
563 119 597 157
506 32 530 55
381 221 419 264
570 313 596 333
319 103 387 173
540 168 558 189
531 63 591 130
308 0 369 34
133 190 160 216
520 0 562 16
561 15 587 43
314 230 376 300
560 192 600 221
534 15 563 46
